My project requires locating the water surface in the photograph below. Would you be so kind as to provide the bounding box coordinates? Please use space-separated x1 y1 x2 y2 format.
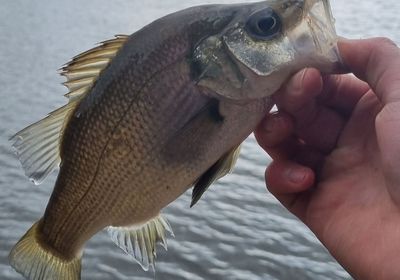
1 0 399 279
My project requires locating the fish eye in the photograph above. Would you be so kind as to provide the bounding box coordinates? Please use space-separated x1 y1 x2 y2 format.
245 8 282 40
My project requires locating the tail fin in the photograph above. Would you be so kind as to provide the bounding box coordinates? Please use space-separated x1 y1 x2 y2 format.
9 221 82 280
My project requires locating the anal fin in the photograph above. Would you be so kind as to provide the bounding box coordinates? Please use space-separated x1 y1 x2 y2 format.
107 214 173 271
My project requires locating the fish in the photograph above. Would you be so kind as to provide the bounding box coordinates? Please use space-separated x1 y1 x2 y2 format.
8 0 342 279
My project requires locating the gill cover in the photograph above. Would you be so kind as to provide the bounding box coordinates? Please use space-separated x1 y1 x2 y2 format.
194 0 341 101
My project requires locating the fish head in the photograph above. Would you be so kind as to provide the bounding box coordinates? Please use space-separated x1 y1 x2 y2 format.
193 0 343 100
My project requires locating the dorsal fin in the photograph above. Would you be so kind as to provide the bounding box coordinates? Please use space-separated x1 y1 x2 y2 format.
10 35 129 185
61 34 129 100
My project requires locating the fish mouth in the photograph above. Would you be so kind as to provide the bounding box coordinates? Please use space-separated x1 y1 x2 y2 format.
290 0 343 72
307 0 340 62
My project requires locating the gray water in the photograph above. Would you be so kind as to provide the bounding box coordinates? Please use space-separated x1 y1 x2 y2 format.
1 1 399 279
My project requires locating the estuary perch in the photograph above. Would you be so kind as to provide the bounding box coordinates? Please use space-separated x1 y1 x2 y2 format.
9 0 342 279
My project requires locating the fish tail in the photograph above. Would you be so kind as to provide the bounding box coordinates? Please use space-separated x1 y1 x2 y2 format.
9 220 81 280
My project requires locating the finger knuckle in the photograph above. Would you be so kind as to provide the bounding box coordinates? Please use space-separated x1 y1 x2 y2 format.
367 39 400 100
373 37 398 49
376 102 400 124
368 38 399 68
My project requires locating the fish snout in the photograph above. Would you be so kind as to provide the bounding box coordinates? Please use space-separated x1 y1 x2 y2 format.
289 0 344 73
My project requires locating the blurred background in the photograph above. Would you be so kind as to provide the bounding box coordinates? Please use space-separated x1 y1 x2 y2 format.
1 0 399 279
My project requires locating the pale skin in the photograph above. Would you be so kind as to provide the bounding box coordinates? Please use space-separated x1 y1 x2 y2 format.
254 38 400 279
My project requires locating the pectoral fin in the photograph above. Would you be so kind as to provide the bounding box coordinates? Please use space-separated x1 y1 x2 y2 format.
107 214 173 271
190 145 241 207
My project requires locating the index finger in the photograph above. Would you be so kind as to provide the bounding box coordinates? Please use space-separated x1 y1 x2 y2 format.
275 69 369 118
273 68 368 153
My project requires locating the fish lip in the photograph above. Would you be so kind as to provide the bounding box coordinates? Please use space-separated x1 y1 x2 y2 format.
305 0 342 66
307 0 335 46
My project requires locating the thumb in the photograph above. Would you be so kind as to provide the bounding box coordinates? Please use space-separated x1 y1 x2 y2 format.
339 37 400 205
338 37 400 104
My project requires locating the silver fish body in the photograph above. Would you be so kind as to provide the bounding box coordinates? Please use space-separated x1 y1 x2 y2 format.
9 1 342 279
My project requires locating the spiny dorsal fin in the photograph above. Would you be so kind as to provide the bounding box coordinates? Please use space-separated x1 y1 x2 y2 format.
107 214 174 271
61 34 129 100
191 145 241 208
10 35 129 185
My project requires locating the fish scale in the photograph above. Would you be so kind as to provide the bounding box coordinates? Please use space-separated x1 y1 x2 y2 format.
40 34 193 255
8 1 342 279
45 47 201 256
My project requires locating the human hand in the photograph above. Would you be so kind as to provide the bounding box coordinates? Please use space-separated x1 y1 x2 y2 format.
255 38 400 279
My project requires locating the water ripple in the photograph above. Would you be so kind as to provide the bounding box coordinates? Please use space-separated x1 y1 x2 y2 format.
1 0 398 279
